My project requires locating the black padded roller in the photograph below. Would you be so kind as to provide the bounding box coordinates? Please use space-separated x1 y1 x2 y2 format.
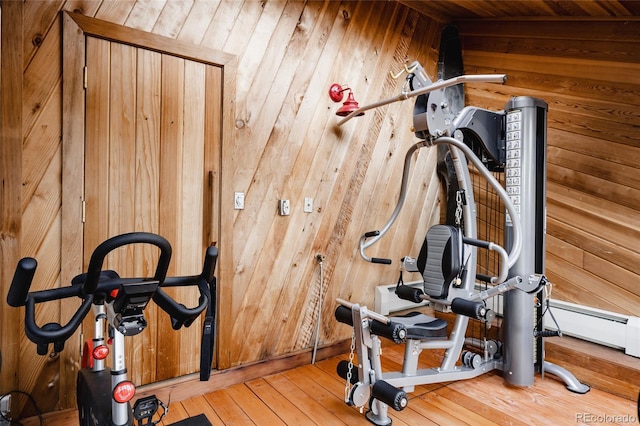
7 257 37 307
451 297 486 319
395 285 424 303
334 305 353 326
370 320 406 344
371 380 407 411
336 360 359 384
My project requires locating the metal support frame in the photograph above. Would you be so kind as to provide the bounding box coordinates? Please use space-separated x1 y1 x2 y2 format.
336 71 590 425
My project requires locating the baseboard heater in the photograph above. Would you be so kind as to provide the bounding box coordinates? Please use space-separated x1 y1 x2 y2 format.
375 283 640 358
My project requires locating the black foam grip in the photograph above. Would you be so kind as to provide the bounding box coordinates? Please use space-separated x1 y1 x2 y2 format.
24 293 92 347
84 232 172 296
370 320 406 344
451 298 485 319
154 246 217 330
462 237 491 249
336 360 359 384
371 257 392 265
372 380 408 411
7 257 37 307
334 305 353 326
201 246 218 283
153 283 208 330
475 273 493 283
536 330 560 338
395 285 424 303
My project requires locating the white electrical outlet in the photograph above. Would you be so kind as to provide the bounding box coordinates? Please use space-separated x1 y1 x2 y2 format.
234 192 245 210
279 199 290 216
304 197 313 213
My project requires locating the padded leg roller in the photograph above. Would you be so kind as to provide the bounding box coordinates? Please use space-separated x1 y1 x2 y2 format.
336 360 359 384
370 321 406 344
451 297 491 321
335 305 354 326
395 285 424 303
372 380 408 412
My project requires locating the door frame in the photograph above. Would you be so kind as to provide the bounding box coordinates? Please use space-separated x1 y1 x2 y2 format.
61 11 236 402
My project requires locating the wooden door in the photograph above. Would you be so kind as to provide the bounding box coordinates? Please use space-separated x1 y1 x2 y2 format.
82 36 221 384
60 12 235 405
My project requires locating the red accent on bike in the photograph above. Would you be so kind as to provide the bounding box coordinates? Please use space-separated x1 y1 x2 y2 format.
110 288 119 298
82 340 94 369
92 344 109 360
113 380 136 403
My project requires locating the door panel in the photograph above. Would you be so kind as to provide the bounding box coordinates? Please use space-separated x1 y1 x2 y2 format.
84 36 221 384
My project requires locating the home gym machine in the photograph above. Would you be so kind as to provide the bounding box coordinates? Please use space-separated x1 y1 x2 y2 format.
7 232 218 426
332 62 589 425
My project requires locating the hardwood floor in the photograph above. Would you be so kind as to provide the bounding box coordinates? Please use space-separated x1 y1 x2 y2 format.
23 343 637 425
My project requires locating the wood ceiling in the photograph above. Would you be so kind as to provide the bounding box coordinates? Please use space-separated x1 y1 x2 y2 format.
398 0 640 21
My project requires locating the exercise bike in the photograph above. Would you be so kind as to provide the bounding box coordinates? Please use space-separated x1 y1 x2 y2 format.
7 232 218 426
332 63 588 425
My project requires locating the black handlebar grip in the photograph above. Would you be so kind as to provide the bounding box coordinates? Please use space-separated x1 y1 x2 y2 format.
8 257 38 307
395 285 424 303
371 257 392 265
462 237 491 249
364 230 380 238
475 273 493 283
153 286 208 330
201 246 218 283
154 245 217 331
24 296 92 347
535 329 561 338
84 232 172 295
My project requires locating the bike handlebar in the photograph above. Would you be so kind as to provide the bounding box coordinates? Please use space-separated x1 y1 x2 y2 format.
154 245 218 329
6 232 218 353
9 256 94 352
7 257 37 307
83 232 172 296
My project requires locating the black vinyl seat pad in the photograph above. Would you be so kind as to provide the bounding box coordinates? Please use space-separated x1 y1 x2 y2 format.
389 311 448 339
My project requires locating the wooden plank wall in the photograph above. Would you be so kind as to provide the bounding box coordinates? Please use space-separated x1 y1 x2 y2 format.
0 0 24 407
5 0 638 418
1 0 445 414
458 18 640 315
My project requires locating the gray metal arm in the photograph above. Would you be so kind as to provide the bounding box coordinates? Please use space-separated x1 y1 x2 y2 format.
359 136 522 281
337 74 506 126
359 140 428 262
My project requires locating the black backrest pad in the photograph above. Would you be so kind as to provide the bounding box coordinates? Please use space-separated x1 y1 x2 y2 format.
416 224 463 298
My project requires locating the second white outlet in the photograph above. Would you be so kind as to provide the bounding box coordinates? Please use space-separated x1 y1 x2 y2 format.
304 197 313 213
